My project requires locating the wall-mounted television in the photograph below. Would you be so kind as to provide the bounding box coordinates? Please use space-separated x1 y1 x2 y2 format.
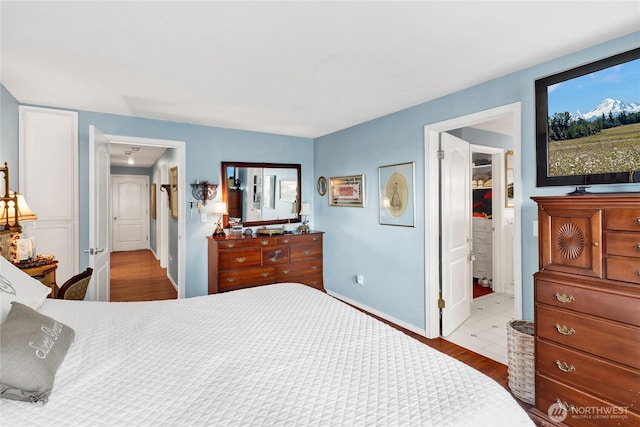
535 47 640 190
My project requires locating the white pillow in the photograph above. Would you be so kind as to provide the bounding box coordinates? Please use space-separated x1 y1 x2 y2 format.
0 256 51 323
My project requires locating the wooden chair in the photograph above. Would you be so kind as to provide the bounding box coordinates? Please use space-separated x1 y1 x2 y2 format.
57 268 93 300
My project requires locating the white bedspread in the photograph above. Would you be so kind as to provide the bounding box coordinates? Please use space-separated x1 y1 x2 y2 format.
2 283 533 426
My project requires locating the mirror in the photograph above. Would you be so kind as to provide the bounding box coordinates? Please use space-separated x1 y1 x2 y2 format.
505 150 514 208
222 162 302 227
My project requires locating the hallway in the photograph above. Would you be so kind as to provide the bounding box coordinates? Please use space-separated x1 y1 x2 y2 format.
110 249 177 302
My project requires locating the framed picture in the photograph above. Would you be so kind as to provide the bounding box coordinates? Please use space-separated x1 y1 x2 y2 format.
150 183 156 220
170 166 178 220
329 175 365 207
378 162 415 227
279 179 297 202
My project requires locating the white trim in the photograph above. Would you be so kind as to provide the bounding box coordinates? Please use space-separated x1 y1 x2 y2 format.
327 290 428 337
105 134 187 299
423 102 522 339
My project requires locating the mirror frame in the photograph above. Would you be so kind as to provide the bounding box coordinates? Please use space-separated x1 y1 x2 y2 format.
221 161 302 227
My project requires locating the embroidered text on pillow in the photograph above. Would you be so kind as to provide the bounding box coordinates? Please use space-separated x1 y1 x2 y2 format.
29 322 64 359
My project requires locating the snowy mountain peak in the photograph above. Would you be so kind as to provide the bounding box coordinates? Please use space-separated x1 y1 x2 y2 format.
576 98 640 120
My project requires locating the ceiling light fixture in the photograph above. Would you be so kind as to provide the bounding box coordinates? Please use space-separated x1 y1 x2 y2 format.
123 151 135 165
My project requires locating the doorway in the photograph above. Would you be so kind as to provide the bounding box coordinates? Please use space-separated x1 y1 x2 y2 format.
89 131 186 300
423 103 522 349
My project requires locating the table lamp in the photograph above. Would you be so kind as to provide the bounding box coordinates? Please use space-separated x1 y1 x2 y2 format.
212 201 228 237
298 203 311 233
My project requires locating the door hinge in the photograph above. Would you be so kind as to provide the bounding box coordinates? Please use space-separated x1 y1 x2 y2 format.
437 149 445 160
438 291 445 309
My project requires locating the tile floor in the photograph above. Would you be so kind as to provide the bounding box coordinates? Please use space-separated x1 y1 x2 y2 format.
444 292 514 365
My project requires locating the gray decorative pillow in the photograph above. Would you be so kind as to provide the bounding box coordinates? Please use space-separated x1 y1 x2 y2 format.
0 302 75 404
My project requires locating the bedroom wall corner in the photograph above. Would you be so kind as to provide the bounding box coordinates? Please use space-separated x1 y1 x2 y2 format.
0 84 20 181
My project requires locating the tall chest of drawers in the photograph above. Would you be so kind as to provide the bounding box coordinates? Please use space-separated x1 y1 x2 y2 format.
208 231 324 294
531 195 640 426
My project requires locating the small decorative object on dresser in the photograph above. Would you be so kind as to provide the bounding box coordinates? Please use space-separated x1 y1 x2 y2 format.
530 194 640 426
208 231 323 294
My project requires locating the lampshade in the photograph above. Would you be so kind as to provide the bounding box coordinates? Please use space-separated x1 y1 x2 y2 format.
212 201 228 215
0 192 37 226
299 203 311 216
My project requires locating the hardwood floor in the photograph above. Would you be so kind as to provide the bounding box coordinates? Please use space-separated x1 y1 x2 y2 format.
110 250 177 302
108 251 531 414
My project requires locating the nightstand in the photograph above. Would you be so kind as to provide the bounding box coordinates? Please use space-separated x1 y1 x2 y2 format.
15 258 59 298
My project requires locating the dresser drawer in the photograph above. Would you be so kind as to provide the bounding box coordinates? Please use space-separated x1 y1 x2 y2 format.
219 267 275 291
277 259 323 280
606 232 640 258
537 339 640 412
290 242 322 261
535 277 640 326
263 245 289 265
216 238 273 249
606 256 640 285
291 273 324 290
473 231 492 245
606 208 640 232
536 305 640 369
278 233 322 244
473 242 492 261
472 218 492 232
219 248 262 268
537 374 640 427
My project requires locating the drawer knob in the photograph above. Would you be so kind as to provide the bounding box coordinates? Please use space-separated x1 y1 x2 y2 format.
554 292 574 304
554 360 576 373
283 239 289 244
311 265 318 270
235 257 246 263
636 243 640 251
261 240 269 246
261 272 270 278
636 217 640 225
555 398 576 413
303 249 311 255
226 277 236 283
310 281 318 285
636 270 640 276
226 243 235 248
592 241 599 247
282 269 290 275
554 323 575 336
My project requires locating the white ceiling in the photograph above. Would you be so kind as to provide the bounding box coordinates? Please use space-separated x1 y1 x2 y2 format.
1 1 638 141
109 143 167 168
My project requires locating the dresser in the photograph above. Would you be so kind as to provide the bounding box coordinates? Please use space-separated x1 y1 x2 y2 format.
472 217 493 282
531 195 640 426
208 231 324 294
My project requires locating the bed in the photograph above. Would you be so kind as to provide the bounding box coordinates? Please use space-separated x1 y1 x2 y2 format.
1 276 533 426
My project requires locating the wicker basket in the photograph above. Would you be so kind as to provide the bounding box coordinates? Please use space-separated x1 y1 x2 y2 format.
506 320 535 404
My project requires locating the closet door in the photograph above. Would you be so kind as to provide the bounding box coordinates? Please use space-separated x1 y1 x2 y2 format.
19 106 79 284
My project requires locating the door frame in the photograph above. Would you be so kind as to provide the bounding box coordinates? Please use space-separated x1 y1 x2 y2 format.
90 133 186 299
424 102 522 338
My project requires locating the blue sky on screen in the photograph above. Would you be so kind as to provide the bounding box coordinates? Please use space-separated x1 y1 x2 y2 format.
548 58 640 117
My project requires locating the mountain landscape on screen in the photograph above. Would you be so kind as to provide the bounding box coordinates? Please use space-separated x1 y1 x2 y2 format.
576 98 640 121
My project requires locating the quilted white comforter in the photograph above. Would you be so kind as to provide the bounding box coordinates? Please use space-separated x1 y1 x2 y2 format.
2 283 533 426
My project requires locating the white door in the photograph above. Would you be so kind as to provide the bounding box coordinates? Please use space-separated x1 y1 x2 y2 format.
111 175 149 252
88 126 110 301
441 132 472 337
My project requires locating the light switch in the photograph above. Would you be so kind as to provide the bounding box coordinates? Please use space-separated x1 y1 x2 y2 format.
200 213 208 223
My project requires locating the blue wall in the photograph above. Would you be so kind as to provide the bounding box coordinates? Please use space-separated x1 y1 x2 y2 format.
315 32 640 329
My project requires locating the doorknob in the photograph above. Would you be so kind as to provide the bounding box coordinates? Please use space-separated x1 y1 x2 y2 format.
83 248 105 255
113 216 117 220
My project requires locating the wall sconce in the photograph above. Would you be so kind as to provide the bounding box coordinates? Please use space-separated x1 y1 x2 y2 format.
190 180 218 206
211 201 228 237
